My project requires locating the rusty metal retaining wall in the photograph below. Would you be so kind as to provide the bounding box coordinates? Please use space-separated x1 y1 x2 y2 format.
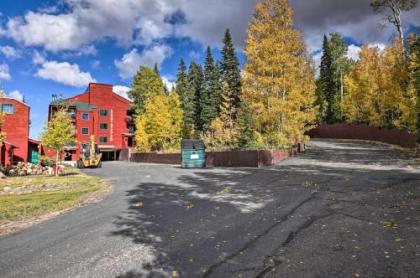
307 123 417 148
130 149 297 167
130 152 181 164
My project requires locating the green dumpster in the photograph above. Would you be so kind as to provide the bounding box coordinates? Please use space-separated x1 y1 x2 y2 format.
181 140 206 168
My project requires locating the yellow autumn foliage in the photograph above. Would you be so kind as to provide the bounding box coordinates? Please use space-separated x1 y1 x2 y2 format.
242 0 316 149
135 93 183 152
343 39 416 132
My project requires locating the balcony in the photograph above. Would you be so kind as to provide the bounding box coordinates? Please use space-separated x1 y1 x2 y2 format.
125 115 135 124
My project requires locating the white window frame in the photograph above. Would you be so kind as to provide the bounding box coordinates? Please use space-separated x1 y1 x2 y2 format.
81 127 89 135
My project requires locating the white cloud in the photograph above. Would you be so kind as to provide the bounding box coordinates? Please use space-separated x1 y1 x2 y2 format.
368 43 386 52
115 44 173 79
346 44 362 61
162 76 175 91
4 0 174 51
1 0 419 69
0 46 21 59
7 90 24 101
32 50 47 65
113 85 131 100
6 12 82 52
0 63 11 80
345 43 386 61
36 61 96 87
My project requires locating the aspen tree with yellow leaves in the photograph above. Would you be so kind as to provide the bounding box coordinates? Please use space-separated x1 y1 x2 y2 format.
242 0 316 149
135 93 183 152
343 39 416 132
407 34 420 142
342 45 382 125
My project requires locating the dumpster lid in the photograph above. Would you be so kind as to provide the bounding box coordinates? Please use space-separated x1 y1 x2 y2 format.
181 139 205 150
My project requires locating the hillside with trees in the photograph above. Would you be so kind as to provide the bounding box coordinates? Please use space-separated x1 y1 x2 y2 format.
130 0 420 153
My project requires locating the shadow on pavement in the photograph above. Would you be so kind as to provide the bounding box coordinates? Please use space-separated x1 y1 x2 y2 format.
112 140 420 277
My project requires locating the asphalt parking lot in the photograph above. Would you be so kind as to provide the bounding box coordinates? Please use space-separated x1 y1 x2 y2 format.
1 139 419 277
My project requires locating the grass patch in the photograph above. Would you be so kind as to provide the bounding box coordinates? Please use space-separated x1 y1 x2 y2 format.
0 172 110 222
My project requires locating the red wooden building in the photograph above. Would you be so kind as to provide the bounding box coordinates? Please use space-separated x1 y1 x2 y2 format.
48 83 135 161
0 97 30 166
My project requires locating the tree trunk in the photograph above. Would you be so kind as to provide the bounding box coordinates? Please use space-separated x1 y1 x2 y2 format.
390 3 405 54
55 152 59 177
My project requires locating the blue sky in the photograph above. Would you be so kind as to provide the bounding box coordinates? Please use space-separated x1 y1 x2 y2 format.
0 0 419 138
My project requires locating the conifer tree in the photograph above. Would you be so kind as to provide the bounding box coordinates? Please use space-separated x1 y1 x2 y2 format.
188 61 204 132
220 29 242 116
129 66 165 114
176 59 195 138
201 47 221 132
204 82 238 150
318 33 352 123
154 63 159 74
176 59 188 101
319 35 334 123
242 0 316 148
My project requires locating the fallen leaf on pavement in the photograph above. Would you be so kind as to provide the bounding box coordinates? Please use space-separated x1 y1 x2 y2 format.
132 201 143 207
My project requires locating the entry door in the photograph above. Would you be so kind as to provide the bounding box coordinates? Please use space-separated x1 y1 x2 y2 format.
30 150 39 164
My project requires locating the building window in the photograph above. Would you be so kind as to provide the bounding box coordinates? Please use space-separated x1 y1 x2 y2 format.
1 104 14 114
99 123 108 130
99 137 108 143
82 113 89 120
81 127 89 135
99 109 108 117
68 108 76 119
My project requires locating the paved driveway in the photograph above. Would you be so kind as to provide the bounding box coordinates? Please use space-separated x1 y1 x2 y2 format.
1 140 419 277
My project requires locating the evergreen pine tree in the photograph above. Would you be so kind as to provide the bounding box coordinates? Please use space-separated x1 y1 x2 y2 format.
176 59 195 138
201 47 221 132
154 63 159 74
220 29 242 117
153 62 169 94
176 59 187 101
188 62 204 132
318 33 352 123
319 34 334 123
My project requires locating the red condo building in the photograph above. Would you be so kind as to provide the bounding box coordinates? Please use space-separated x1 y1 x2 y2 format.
0 97 30 166
48 83 135 161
